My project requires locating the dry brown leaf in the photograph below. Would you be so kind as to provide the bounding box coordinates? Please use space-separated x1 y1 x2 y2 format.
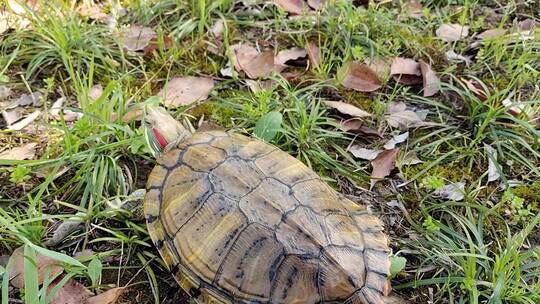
0 143 36 160
231 44 259 72
364 57 390 80
370 148 399 188
241 50 276 79
307 0 325 10
419 60 440 97
518 19 538 32
404 0 423 18
88 287 126 304
119 25 156 52
386 110 425 130
158 76 214 108
387 102 407 114
390 57 420 76
477 28 506 39
306 41 321 69
274 0 308 15
210 19 225 38
324 101 371 118
461 78 487 100
77 4 108 20
48 278 92 304
8 246 63 288
1 108 22 125
340 119 383 138
436 24 469 42
7 110 41 131
348 146 382 160
390 57 422 85
275 47 307 69
245 79 275 93
341 61 382 92
89 84 103 102
143 35 173 55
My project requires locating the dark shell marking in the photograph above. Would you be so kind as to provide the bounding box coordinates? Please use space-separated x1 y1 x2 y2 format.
144 130 390 304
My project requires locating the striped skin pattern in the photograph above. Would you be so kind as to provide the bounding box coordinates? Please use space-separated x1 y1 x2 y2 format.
144 130 390 304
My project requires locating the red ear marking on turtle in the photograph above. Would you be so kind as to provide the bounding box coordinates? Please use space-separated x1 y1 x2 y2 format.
152 127 169 149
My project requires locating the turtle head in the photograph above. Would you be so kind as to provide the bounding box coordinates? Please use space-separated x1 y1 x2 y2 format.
145 106 192 152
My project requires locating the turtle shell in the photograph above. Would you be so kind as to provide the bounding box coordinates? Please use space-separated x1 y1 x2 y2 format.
144 130 390 304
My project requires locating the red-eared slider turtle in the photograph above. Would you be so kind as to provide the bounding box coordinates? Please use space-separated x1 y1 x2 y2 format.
144 107 390 303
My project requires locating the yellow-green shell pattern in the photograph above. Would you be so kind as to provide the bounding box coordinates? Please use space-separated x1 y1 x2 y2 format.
144 130 390 304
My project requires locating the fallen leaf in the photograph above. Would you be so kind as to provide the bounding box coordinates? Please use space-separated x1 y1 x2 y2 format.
386 110 424 130
8 246 63 288
434 182 465 201
77 4 108 20
461 78 487 100
419 60 440 97
0 143 36 160
12 92 43 107
401 152 423 165
436 24 469 42
245 79 274 93
241 50 276 79
7 110 41 130
1 108 22 125
231 43 259 72
390 57 422 85
118 25 156 52
404 0 423 18
143 35 173 55
387 102 407 114
348 146 382 160
339 119 383 138
445 50 472 66
306 41 321 68
50 97 65 118
477 28 506 39
274 0 308 15
48 278 92 304
88 287 125 304
275 47 307 69
220 65 234 77
340 61 382 92
517 18 537 32
324 100 371 118
384 132 409 150
307 0 324 10
158 76 214 108
210 19 225 38
0 86 13 100
370 148 399 188
485 144 500 182
89 84 103 102
364 57 390 80
502 97 528 117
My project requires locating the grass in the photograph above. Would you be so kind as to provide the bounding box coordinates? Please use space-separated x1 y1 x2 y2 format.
0 0 539 303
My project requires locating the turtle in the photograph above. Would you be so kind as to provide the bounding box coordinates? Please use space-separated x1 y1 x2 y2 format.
144 110 391 304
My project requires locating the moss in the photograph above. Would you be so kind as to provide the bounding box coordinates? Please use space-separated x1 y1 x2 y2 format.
189 102 215 119
402 162 467 183
512 183 540 211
